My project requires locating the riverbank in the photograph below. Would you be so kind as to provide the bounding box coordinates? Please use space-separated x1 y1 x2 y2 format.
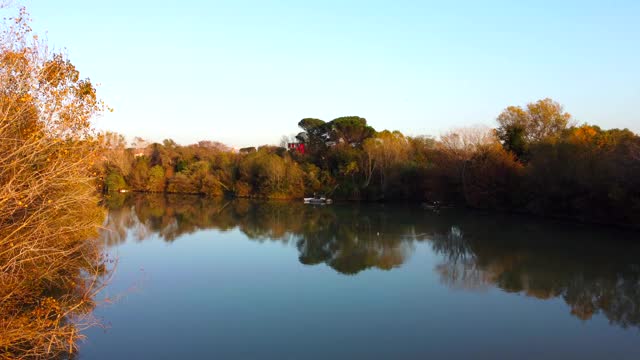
103 190 640 231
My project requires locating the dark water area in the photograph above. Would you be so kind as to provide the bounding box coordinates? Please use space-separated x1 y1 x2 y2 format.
80 194 640 359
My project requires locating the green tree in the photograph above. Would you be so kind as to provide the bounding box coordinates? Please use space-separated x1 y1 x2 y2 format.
147 165 166 192
329 116 375 147
128 157 150 190
296 118 328 156
105 171 127 192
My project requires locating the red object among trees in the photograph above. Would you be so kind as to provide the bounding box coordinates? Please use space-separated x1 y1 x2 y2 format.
287 143 305 154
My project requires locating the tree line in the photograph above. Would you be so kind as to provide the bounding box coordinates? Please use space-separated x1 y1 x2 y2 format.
99 98 640 227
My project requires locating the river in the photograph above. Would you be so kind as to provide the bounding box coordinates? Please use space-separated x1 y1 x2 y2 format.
79 194 640 359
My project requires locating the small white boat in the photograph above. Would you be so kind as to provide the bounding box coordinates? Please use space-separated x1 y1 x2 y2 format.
304 197 333 205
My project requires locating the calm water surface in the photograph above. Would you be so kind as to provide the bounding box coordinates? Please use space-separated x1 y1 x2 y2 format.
80 194 640 359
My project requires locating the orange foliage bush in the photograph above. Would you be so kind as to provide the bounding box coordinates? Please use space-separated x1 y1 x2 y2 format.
0 7 109 359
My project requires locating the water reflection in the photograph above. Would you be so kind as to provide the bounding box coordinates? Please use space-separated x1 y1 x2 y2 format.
102 193 640 329
0 235 110 358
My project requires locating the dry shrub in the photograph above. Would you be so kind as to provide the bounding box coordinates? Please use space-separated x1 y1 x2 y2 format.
0 7 109 359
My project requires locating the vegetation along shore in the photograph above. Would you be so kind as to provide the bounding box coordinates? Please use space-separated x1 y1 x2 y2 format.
100 100 640 228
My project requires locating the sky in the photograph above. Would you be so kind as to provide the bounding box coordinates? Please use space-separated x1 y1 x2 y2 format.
10 0 640 147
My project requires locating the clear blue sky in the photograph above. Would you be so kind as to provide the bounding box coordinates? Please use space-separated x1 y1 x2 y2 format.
16 0 640 147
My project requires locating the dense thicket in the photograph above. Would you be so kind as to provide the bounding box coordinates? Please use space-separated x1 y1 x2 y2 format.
1 8 108 359
100 102 639 227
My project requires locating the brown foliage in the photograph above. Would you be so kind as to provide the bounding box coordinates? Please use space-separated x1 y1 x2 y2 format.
463 144 523 209
0 8 109 359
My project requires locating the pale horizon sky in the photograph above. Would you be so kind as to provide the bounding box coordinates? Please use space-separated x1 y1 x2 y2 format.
12 0 640 147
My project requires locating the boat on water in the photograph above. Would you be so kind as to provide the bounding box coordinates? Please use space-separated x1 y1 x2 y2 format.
304 196 333 205
421 201 452 211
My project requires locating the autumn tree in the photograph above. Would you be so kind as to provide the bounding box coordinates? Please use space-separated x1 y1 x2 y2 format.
439 125 496 160
525 125 640 224
431 126 497 202
463 144 523 209
98 132 131 176
0 7 109 358
362 130 409 194
496 98 572 159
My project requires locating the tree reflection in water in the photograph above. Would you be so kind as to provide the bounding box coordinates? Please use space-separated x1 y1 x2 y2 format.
102 193 640 329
